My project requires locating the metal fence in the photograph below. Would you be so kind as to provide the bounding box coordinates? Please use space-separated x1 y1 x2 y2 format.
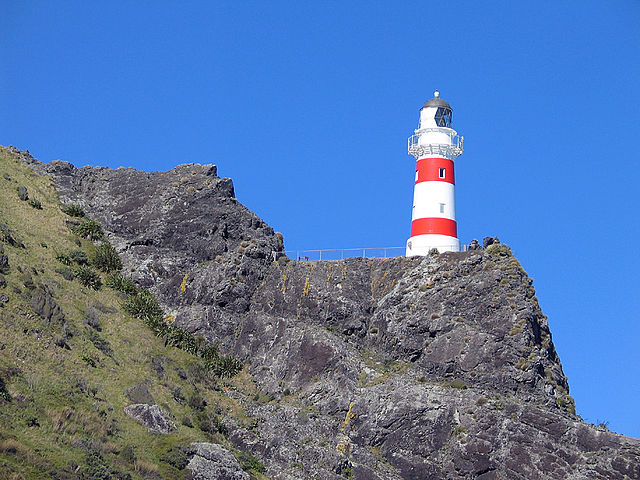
281 244 468 261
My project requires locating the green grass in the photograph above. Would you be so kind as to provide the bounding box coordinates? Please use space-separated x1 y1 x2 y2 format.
0 146 270 479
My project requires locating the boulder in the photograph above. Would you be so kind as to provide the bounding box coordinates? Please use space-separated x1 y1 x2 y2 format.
17 186 28 201
0 256 9 274
187 443 250 480
468 238 481 250
483 236 500 248
124 404 176 434
30 286 65 324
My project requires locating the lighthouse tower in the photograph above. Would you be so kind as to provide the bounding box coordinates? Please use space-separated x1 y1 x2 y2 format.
406 91 464 256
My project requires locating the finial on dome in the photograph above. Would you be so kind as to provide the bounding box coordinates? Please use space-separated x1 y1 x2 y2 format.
434 90 440 98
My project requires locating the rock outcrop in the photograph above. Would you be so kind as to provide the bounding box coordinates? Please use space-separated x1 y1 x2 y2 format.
16 147 640 479
124 404 176 434
187 443 250 480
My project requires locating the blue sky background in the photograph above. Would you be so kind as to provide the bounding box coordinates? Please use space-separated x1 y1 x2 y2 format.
2 1 639 438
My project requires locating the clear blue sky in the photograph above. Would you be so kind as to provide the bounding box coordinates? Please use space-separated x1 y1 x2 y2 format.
2 1 639 438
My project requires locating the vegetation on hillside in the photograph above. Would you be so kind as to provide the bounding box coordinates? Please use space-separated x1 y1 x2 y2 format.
0 147 269 480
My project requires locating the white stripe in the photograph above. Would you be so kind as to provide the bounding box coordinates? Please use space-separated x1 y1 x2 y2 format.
411 181 456 221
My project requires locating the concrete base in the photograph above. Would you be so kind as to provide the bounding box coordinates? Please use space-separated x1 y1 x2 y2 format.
406 234 459 256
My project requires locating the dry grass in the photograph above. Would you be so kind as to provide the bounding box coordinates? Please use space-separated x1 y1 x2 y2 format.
0 439 26 455
134 458 160 477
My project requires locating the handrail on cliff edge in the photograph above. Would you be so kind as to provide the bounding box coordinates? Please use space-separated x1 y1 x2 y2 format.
273 244 469 261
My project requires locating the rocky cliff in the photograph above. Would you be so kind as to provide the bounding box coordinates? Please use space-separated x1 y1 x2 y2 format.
16 147 640 479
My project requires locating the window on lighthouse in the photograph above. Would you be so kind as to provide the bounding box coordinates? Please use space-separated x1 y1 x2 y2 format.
439 168 446 178
435 107 452 127
439 203 445 213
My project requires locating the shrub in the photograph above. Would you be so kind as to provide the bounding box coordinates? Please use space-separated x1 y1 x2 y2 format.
195 411 227 435
160 447 190 470
61 204 85 217
208 355 243 379
91 242 122 272
28 199 42 209
237 451 266 473
120 445 136 464
187 391 207 411
88 331 113 357
81 354 97 368
56 252 73 266
449 379 467 389
75 265 102 290
83 449 112 479
123 288 244 379
486 244 512 257
25 416 40 427
198 344 219 362
55 266 75 281
124 290 163 322
0 376 11 401
70 249 89 265
428 248 440 256
105 273 138 295
74 219 104 241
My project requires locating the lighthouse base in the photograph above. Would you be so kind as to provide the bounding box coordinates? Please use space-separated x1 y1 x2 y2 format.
406 234 460 257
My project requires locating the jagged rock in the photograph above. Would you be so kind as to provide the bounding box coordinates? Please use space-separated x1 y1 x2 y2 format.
0 244 8 274
187 443 250 480
20 272 35 289
0 274 6 288
468 238 480 250
21 150 640 480
483 236 500 248
17 186 28 201
54 337 70 350
123 404 176 434
30 285 65 324
0 294 8 306
0 222 25 248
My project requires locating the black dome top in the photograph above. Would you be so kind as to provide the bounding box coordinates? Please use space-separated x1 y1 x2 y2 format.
422 90 451 110
422 97 451 110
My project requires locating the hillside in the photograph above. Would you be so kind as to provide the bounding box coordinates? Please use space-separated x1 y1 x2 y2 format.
0 147 270 479
3 145 640 479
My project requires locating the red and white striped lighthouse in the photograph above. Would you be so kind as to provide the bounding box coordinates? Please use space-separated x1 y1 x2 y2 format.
406 91 464 256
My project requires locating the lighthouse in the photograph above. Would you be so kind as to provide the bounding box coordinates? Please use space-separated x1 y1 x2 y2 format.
406 91 464 256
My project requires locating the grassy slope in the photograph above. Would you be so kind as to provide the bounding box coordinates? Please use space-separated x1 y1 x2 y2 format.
0 147 268 479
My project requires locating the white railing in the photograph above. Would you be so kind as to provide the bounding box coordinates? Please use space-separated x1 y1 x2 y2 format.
278 244 468 261
408 133 464 151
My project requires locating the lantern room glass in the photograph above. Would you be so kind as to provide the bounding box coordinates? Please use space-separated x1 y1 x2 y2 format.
435 107 452 127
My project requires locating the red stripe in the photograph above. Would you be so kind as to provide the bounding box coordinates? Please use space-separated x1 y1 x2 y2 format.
416 157 455 184
411 218 457 238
